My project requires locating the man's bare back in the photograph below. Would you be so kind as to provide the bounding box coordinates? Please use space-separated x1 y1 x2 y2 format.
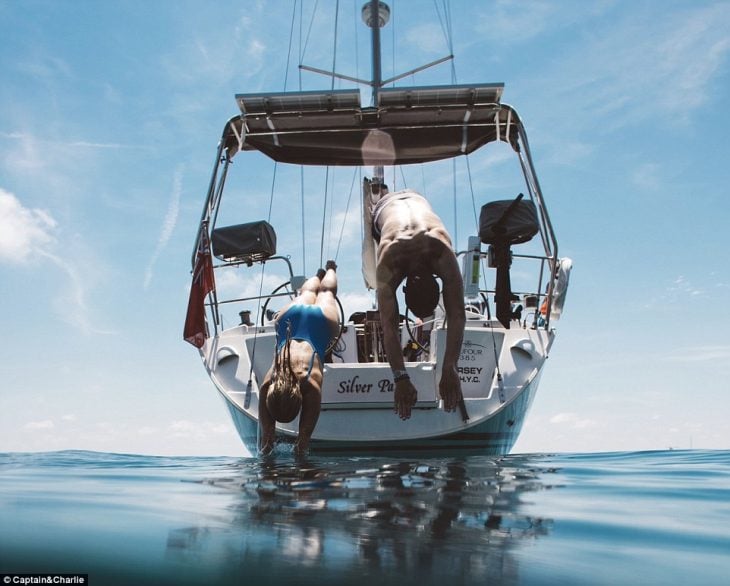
366 186 466 420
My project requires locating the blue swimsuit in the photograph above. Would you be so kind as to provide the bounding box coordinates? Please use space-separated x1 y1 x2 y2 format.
275 304 331 376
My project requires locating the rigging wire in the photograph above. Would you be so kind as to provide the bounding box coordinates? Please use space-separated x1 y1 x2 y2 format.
283 0 298 91
334 167 360 260
327 167 337 259
254 0 306 405
433 0 460 244
297 0 317 274
300 166 307 275
331 0 339 91
353 0 360 88
391 0 396 88
299 0 320 68
267 0 301 223
320 167 330 267
433 0 457 81
247 261 269 383
465 153 490 295
453 158 458 246
320 0 340 267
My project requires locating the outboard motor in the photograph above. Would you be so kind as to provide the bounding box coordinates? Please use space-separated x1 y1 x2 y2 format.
479 194 539 328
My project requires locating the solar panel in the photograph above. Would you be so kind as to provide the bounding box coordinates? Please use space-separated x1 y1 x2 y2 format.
236 89 362 115
377 84 503 108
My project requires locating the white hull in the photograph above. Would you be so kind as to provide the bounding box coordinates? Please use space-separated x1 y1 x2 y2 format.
202 317 553 455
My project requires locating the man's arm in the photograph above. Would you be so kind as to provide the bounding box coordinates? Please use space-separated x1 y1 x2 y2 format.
437 252 466 413
376 280 418 420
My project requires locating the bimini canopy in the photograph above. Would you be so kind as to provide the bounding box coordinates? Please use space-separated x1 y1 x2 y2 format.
222 84 521 166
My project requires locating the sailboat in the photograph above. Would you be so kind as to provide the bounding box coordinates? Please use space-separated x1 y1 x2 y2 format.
184 1 571 455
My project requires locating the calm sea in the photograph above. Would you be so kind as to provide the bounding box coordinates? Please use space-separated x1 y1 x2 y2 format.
1 449 728 585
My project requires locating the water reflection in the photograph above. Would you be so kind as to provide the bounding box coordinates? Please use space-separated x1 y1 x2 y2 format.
167 456 557 584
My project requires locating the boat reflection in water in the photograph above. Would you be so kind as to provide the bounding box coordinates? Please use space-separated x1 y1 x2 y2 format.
166 455 557 585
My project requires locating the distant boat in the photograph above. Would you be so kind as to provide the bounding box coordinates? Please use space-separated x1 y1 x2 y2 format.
184 1 571 455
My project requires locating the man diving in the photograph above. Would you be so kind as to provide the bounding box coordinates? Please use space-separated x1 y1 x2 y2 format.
363 179 466 421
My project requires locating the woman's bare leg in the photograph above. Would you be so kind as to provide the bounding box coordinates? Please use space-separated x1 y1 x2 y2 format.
316 261 339 334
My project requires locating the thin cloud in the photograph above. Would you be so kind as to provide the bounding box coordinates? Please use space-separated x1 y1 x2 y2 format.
0 188 57 263
2 131 145 150
404 23 450 55
1 189 111 334
66 141 146 150
15 52 72 83
632 163 662 191
144 167 182 289
549 412 597 430
663 345 730 363
167 419 233 440
475 0 571 44
24 419 55 431
669 275 704 297
37 249 114 335
643 274 709 310
547 3 730 127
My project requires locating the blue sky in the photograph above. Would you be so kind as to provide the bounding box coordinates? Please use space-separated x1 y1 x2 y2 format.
1 0 729 456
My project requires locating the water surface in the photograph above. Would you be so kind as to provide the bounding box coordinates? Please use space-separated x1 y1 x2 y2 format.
1 450 728 585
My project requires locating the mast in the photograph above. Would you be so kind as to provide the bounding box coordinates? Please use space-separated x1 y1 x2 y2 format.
361 0 390 183
362 0 390 103
299 1 450 184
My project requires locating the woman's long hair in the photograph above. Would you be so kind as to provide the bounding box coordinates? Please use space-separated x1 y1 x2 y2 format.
266 322 302 422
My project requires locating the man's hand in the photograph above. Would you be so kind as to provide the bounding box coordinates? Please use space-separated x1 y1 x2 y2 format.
439 364 463 413
394 378 418 420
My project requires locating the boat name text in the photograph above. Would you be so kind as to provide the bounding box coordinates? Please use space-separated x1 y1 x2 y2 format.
338 375 394 394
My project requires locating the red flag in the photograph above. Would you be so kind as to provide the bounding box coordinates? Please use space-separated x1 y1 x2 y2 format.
183 227 215 348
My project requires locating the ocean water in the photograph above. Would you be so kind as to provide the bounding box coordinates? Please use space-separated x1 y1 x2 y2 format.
1 450 728 586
